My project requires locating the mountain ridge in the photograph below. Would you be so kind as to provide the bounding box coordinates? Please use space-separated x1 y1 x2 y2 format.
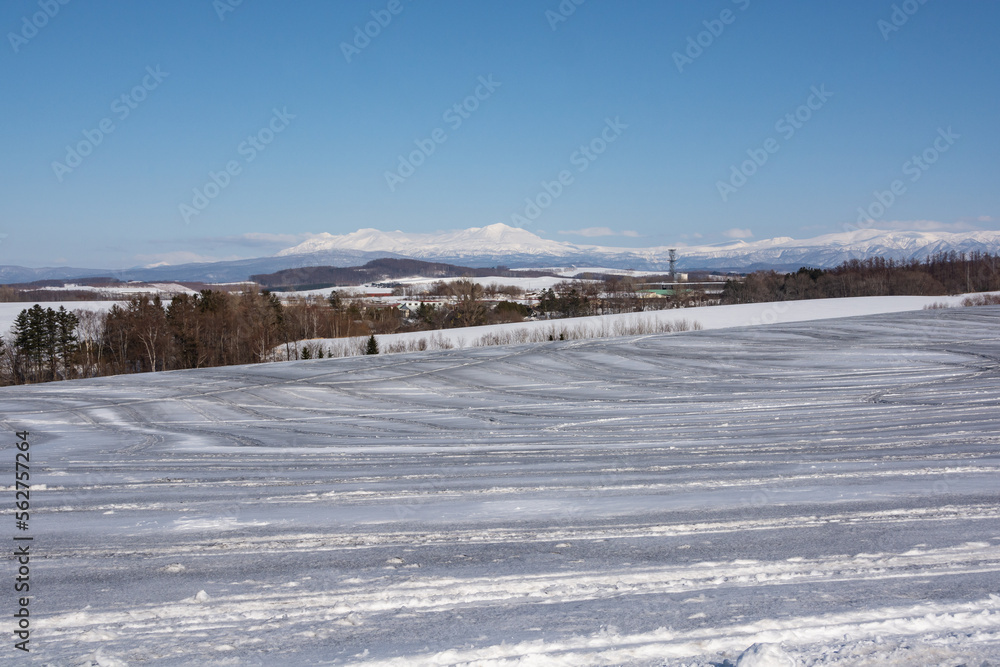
3 226 999 283
278 224 1000 269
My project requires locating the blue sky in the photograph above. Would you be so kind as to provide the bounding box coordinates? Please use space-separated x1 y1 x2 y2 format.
1 0 997 268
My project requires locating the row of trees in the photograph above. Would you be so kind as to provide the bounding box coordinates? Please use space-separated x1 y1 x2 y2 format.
721 252 1000 305
401 278 705 327
0 285 553 383
0 276 705 384
535 277 712 317
0 291 379 384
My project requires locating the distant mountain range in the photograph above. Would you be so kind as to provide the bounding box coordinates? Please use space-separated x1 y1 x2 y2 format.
278 224 1000 272
3 225 1000 284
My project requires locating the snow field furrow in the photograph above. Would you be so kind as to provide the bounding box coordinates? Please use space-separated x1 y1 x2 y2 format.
5 307 1000 665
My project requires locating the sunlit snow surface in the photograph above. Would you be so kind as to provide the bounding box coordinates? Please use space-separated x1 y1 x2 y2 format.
5 308 1000 665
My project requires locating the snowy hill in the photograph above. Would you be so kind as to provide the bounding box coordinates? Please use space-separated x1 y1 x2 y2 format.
7 306 1000 665
280 223 573 258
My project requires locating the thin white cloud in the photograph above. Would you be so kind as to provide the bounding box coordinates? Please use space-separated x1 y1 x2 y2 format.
558 227 638 238
135 251 245 268
559 227 615 237
723 228 753 239
239 232 309 244
878 220 982 232
208 232 320 247
622 230 640 238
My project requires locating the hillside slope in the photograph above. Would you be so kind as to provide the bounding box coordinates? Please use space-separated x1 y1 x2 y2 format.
5 308 1000 665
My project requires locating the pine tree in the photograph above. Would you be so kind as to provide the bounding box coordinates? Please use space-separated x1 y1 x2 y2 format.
328 290 343 311
54 306 79 377
365 334 379 355
12 307 40 380
12 305 78 382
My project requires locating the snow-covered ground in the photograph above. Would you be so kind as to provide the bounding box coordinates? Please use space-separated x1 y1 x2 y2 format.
33 283 199 298
389 274 576 292
281 274 578 300
283 293 985 360
279 285 392 299
523 267 679 279
4 306 1000 665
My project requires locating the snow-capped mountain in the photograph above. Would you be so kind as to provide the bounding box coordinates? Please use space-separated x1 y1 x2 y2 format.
277 223 574 258
671 228 1000 269
277 224 1000 271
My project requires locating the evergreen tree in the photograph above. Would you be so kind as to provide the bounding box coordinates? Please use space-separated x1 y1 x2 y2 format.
328 290 343 311
55 307 79 374
12 305 79 382
365 334 379 355
13 306 43 376
538 289 558 314
416 302 437 325
13 307 40 380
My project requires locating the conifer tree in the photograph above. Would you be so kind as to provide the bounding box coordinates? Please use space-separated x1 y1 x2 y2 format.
12 305 79 382
55 307 79 374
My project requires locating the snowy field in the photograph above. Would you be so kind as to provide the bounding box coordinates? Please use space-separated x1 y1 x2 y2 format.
33 284 199 298
526 267 680 279
3 307 1000 665
283 274 577 300
283 294 987 359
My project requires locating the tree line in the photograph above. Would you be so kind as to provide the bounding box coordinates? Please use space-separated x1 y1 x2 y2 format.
1 291 344 384
721 252 1000 304
0 276 701 385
